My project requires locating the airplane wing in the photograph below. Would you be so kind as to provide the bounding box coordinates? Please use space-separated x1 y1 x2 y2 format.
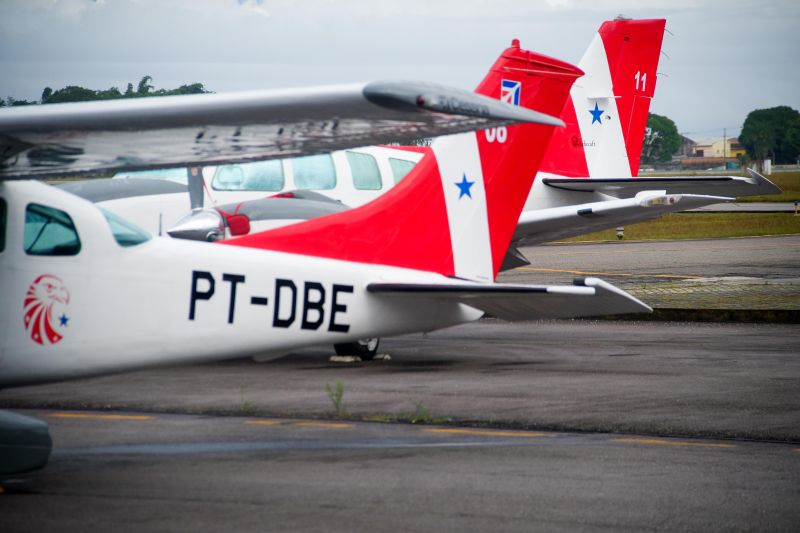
542 169 780 198
511 191 732 250
0 81 562 180
367 277 651 321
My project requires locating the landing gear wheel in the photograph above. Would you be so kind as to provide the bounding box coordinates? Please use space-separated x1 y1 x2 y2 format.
334 338 380 360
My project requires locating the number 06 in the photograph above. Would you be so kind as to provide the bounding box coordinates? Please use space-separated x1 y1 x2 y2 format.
485 127 507 143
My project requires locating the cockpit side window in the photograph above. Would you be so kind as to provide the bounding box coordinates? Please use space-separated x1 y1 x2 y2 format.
24 203 81 256
0 198 6 253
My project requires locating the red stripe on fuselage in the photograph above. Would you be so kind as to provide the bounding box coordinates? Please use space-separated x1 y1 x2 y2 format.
221 154 456 276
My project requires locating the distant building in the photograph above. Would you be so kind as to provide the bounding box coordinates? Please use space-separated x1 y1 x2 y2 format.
678 135 743 170
677 135 697 157
685 136 744 158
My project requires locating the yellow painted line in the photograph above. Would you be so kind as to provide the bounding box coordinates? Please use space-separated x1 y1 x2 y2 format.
49 412 153 421
245 420 283 426
425 428 546 438
293 422 353 429
517 267 701 280
611 437 735 449
245 420 352 429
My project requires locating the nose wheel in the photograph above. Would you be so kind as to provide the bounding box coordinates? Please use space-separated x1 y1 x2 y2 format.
333 338 380 360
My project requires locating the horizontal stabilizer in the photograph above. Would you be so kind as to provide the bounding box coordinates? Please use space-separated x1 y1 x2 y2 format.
513 191 732 247
367 277 651 321
542 169 780 198
0 81 561 180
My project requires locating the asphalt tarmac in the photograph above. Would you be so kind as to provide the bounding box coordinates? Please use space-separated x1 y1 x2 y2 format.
1 236 799 531
500 234 800 286
1 409 798 532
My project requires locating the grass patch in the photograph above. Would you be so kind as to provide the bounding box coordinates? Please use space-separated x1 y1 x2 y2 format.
562 213 800 242
325 381 348 419
367 414 394 423
737 171 800 202
407 401 432 424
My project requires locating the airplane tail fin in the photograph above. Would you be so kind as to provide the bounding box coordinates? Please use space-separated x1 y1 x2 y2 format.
540 18 666 178
222 42 582 281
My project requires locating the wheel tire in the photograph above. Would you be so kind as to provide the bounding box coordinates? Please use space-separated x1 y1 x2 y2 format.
333 338 380 360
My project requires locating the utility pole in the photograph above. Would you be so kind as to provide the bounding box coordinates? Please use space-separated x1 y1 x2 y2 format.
723 127 727 158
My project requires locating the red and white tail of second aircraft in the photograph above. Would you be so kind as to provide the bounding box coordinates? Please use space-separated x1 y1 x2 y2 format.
540 18 665 179
514 18 778 250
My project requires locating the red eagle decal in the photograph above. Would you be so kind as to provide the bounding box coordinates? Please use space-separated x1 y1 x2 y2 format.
24 274 70 345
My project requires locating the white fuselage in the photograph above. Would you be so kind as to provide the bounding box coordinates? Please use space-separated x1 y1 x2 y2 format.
0 181 480 388
105 146 425 236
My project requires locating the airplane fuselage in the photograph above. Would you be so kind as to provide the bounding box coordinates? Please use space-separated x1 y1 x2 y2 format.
0 181 480 388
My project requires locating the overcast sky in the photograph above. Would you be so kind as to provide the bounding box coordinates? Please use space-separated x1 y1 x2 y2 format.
1 0 798 139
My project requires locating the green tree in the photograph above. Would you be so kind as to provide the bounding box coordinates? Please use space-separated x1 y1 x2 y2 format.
168 83 209 95
739 106 800 164
31 77 211 105
136 75 154 96
6 97 36 106
95 86 123 100
45 85 99 104
784 116 800 164
641 113 680 163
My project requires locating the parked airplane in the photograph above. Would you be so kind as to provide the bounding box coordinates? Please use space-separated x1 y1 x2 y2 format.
51 18 779 363
1 44 655 475
62 18 778 250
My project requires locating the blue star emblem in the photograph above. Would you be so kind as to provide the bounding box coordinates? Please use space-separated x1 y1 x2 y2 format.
455 173 475 199
589 102 604 124
59 314 69 327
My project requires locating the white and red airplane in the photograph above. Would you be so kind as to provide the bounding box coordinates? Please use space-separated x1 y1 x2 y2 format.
66 18 777 252
1 44 655 475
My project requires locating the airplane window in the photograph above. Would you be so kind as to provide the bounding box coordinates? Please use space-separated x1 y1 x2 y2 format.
24 204 81 256
347 152 382 190
0 198 5 253
212 160 284 191
389 158 417 184
292 154 336 190
99 207 151 247
214 165 245 189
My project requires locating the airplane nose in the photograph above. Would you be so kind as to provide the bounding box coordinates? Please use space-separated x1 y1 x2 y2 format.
167 208 226 242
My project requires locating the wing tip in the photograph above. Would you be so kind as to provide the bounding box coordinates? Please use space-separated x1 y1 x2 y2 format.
363 81 564 127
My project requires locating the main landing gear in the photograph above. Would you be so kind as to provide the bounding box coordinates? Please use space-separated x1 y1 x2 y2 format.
333 338 380 360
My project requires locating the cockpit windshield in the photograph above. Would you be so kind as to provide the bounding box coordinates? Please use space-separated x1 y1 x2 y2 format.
99 207 151 247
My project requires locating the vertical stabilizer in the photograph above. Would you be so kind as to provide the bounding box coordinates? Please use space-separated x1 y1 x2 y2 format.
540 18 666 178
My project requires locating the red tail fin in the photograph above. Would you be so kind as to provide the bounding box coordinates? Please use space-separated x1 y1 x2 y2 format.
222 44 581 281
540 18 666 178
